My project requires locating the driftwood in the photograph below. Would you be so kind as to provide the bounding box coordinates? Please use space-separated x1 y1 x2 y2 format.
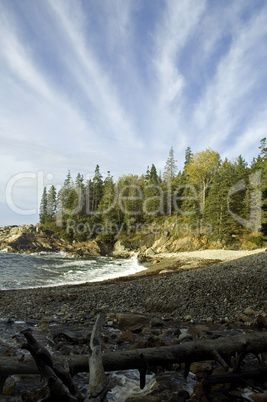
87 313 108 401
21 329 83 402
0 323 266 400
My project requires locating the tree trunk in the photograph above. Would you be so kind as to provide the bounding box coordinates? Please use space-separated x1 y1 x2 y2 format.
0 331 266 396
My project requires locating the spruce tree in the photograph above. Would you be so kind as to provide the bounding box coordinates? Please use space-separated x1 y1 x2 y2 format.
143 164 162 218
204 159 237 234
92 165 103 212
163 147 177 214
39 187 48 224
47 185 57 222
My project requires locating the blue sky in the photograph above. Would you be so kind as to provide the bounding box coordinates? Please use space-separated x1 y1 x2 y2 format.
1 0 267 226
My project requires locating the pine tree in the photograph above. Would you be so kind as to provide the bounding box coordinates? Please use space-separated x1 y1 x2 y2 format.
163 147 178 214
39 187 48 224
116 174 143 230
97 172 118 239
251 138 267 236
47 185 57 222
98 171 116 215
143 164 162 218
163 146 177 182
183 146 193 173
92 165 103 212
204 159 237 234
74 173 85 221
150 164 159 184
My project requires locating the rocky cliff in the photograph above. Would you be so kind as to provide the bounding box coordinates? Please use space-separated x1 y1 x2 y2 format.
0 224 111 257
0 221 264 258
114 218 265 261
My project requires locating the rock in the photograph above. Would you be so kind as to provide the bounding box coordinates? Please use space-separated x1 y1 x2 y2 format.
112 241 132 258
240 314 253 323
150 317 164 328
2 376 16 396
117 330 134 344
179 333 193 343
250 392 267 402
243 307 257 317
145 247 156 257
190 361 213 376
0 224 110 256
115 313 151 332
256 314 267 330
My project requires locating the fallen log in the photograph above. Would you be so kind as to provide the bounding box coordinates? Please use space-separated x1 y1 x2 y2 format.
21 329 83 402
0 331 266 393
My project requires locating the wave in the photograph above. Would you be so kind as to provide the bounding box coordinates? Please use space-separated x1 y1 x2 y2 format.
0 253 147 290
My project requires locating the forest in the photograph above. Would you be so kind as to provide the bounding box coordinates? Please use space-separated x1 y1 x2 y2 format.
39 139 267 246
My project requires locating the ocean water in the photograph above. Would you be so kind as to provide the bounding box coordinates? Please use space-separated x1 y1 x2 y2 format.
0 251 145 290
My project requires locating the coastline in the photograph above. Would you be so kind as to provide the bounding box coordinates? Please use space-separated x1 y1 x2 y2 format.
0 248 266 324
0 248 266 400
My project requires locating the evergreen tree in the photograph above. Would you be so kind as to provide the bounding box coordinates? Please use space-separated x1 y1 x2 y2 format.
145 166 150 182
117 174 143 229
230 155 250 224
204 159 237 234
47 185 57 222
85 179 94 216
56 171 75 226
163 146 177 181
251 138 267 236
92 165 103 212
98 172 115 213
74 173 85 221
150 164 159 184
143 164 162 218
183 146 193 173
97 172 118 239
163 147 177 214
39 187 48 224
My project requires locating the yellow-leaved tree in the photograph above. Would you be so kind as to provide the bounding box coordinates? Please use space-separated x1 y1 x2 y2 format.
185 148 221 213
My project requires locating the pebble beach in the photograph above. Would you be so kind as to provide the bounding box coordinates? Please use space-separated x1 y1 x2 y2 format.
0 249 267 401
0 249 266 324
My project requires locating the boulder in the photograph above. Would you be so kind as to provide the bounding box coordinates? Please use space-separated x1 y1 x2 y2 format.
115 313 151 332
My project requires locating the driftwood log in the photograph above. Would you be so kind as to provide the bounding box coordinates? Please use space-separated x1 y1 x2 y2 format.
87 313 108 401
0 318 266 399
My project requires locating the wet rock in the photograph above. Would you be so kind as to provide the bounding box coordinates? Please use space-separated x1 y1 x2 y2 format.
116 313 151 332
179 333 193 343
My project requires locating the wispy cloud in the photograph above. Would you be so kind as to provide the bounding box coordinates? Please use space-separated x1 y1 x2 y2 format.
192 2 267 155
0 0 267 224
153 0 206 107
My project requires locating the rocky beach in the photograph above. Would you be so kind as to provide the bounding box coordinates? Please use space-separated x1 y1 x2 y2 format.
0 249 266 324
0 249 267 400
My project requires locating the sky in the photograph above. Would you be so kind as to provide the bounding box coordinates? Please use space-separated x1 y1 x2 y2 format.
1 0 267 226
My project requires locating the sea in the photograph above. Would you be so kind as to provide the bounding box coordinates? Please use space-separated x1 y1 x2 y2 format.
0 250 146 290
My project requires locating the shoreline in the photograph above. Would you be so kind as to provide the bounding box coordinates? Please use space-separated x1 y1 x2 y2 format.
0 249 266 325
